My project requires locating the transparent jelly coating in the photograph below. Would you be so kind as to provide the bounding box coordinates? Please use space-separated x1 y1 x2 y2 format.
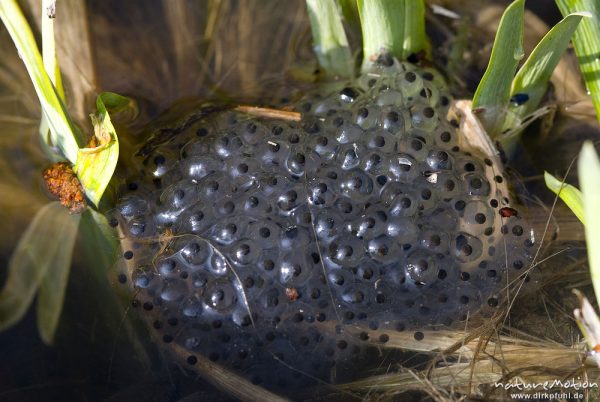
112 59 534 391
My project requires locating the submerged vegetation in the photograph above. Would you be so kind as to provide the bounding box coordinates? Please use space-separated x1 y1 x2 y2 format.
0 0 599 400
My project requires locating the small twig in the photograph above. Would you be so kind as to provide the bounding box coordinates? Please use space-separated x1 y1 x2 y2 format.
234 105 301 121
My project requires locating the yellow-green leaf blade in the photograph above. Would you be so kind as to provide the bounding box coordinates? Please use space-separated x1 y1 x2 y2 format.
578 142 600 304
306 0 353 78
544 171 585 224
472 0 525 136
98 91 139 117
0 202 79 332
556 0 600 124
36 208 81 345
511 13 587 118
74 93 121 207
357 0 428 67
0 0 82 163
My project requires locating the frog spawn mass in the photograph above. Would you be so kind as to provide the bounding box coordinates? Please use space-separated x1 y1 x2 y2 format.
112 60 535 389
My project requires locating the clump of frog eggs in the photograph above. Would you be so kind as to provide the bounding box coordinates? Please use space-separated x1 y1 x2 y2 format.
110 58 535 389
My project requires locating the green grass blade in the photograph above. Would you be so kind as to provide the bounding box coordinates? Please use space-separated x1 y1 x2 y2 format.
36 208 81 345
511 13 587 118
556 0 600 123
39 0 67 162
472 0 525 136
357 0 428 67
98 91 139 117
73 93 120 207
81 209 120 273
578 142 600 304
41 0 65 100
544 171 585 224
338 0 361 33
0 0 82 163
306 0 353 78
0 202 79 332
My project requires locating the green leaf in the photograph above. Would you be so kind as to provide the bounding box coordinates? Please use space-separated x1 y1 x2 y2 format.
306 0 353 78
98 92 139 117
357 0 428 66
511 13 587 118
472 0 525 136
41 0 65 100
337 0 361 33
544 171 585 224
0 0 82 163
556 0 600 124
579 142 600 304
80 209 120 274
73 94 120 207
0 202 80 333
36 208 81 345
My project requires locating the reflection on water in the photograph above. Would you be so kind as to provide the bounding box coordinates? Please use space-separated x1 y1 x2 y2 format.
0 1 596 401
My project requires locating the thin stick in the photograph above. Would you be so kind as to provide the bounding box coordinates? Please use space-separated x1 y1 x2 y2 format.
234 106 301 121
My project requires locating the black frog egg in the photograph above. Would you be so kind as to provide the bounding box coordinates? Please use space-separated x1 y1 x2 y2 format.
338 170 374 201
335 122 364 144
307 177 336 207
314 210 344 242
367 235 400 263
179 240 211 267
347 211 386 240
278 253 310 286
365 130 397 154
240 120 267 145
328 236 364 266
279 225 311 249
182 155 220 181
463 201 495 234
132 265 155 289
360 151 390 176
397 134 429 161
388 154 419 183
388 192 418 217
396 69 424 98
386 216 418 243
210 218 244 245
380 107 405 132
239 192 273 217
336 143 364 170
259 136 291 166
213 131 243 158
160 279 189 302
118 195 148 218
181 295 203 318
146 150 178 178
226 157 260 189
354 103 380 130
411 104 439 131
204 279 238 312
230 239 260 266
285 148 306 176
277 187 301 213
453 233 484 263
375 89 404 107
313 97 343 115
405 250 438 286
419 228 449 254
465 173 491 196
426 149 453 170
